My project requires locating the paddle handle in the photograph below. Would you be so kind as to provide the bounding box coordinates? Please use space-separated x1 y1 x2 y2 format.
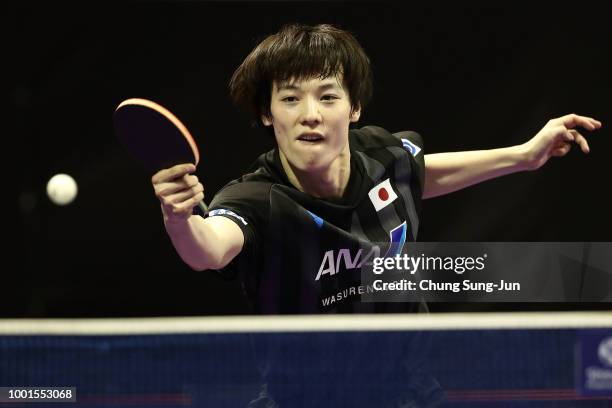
198 200 209 214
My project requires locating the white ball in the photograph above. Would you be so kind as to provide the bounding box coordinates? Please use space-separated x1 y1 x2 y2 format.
46 173 78 206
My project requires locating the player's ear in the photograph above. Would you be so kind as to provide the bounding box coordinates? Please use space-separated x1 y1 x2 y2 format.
261 114 273 126
349 104 361 123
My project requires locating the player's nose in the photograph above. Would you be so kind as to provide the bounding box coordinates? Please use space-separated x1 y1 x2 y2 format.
299 97 322 126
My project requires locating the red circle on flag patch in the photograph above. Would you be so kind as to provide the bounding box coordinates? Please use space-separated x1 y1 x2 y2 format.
378 187 389 201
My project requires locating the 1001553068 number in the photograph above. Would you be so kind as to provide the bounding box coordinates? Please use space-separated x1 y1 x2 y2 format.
0 387 76 402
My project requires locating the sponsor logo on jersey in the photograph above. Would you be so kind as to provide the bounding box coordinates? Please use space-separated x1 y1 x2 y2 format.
208 209 248 225
401 138 422 157
315 221 408 281
368 178 398 211
315 246 382 281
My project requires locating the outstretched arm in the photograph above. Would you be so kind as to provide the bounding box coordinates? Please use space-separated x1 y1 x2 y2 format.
152 163 244 271
422 113 602 199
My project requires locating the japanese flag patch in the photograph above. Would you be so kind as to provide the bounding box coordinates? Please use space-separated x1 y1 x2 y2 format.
368 178 398 211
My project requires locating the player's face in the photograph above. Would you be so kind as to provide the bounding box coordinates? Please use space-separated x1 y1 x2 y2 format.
262 74 360 172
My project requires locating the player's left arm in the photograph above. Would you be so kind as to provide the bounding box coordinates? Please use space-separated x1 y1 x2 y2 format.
422 113 602 199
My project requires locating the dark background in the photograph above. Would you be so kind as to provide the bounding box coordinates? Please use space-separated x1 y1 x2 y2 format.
8 2 611 317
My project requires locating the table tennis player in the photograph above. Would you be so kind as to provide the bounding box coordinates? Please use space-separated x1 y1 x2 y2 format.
151 23 601 314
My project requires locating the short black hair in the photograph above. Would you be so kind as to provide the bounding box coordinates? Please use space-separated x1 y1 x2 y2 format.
229 23 373 127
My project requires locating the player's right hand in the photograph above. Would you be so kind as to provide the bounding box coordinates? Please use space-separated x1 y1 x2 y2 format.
151 163 204 223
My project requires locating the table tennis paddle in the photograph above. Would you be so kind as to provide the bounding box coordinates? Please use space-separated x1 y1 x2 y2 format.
113 98 208 213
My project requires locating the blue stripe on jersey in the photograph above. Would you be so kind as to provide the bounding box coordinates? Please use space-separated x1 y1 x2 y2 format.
307 210 324 228
385 221 407 257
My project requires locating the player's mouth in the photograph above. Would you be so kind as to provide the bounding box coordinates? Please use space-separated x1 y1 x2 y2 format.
297 132 325 144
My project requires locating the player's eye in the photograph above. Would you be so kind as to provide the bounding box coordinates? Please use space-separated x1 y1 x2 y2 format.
321 95 339 102
281 96 298 103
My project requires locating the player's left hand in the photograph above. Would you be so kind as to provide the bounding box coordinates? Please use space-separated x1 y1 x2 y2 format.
522 113 602 171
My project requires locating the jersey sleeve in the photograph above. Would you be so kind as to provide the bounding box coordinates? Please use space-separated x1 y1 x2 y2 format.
204 180 270 278
392 130 425 197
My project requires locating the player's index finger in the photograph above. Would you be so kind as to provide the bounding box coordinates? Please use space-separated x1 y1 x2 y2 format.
169 163 196 178
561 114 600 130
153 163 195 183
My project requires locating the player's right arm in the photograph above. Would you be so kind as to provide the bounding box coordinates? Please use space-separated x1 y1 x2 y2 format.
151 164 244 271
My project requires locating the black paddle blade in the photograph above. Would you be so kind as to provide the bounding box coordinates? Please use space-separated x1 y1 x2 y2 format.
113 99 199 172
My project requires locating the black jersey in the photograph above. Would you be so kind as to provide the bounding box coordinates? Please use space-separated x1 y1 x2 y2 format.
206 125 426 313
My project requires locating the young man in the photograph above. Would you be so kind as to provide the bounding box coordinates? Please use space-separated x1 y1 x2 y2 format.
152 24 601 314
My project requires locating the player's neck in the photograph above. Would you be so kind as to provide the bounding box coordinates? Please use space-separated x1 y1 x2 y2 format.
280 149 351 199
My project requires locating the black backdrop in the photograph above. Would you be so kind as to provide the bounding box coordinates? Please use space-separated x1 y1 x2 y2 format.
9 2 611 317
